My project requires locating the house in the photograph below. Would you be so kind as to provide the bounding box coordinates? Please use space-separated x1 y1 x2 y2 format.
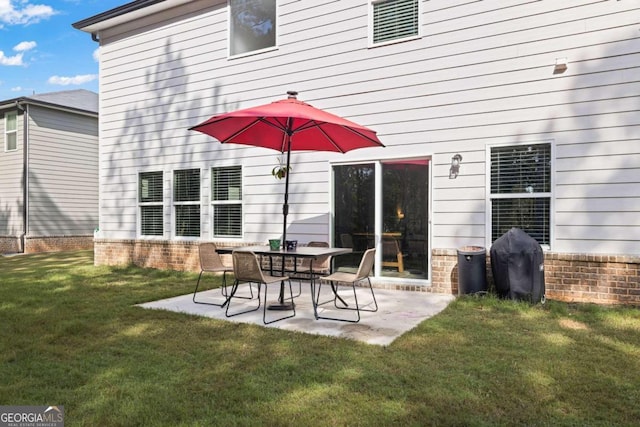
0 89 99 254
73 0 639 305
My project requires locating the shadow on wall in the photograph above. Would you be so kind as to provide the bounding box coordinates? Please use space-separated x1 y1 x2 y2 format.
106 39 232 233
537 34 640 255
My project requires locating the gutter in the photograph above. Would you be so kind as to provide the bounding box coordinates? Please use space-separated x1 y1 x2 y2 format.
72 0 166 31
15 101 28 253
0 98 97 118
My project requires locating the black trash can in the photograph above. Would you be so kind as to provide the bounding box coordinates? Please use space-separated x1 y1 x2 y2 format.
457 246 487 295
490 228 545 303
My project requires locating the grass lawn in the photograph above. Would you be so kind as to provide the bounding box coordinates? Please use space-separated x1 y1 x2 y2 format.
0 250 639 426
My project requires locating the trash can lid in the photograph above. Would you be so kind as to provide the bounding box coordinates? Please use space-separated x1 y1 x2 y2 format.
457 246 486 255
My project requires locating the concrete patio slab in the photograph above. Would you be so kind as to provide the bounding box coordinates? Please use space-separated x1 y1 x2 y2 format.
139 283 455 346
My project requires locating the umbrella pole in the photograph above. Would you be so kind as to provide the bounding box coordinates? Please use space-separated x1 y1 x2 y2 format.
282 142 291 250
268 133 295 311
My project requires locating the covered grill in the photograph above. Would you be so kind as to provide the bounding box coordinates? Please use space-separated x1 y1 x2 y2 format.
490 228 545 303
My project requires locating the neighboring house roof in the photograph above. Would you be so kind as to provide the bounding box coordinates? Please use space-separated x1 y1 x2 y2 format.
0 89 98 116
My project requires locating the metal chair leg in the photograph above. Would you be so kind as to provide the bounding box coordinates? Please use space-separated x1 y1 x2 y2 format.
225 280 261 318
194 271 233 307
263 279 296 324
314 278 378 323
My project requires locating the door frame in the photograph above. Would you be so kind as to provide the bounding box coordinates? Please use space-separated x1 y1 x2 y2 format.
329 156 433 285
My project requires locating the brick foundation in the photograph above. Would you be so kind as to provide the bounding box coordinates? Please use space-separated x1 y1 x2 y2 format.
432 248 640 306
1 235 93 254
24 235 94 254
94 240 640 306
0 236 23 254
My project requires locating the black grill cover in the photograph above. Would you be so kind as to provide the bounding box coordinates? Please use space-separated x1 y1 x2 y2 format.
490 228 545 303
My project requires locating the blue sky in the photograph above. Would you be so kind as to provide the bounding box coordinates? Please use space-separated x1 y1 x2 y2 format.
0 0 126 100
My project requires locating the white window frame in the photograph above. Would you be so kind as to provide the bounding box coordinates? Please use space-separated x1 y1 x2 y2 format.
368 0 422 48
173 168 202 239
4 111 18 152
485 141 555 250
228 0 278 59
137 170 164 238
211 165 244 239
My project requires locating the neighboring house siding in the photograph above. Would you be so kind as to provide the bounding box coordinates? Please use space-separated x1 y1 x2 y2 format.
27 105 98 236
96 0 639 256
0 109 24 237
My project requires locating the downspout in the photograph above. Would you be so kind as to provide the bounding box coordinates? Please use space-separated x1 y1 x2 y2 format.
16 101 27 253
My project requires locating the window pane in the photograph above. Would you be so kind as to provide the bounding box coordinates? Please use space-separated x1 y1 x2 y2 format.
139 171 163 203
214 205 242 237
213 166 242 201
492 198 550 245
5 112 17 151
176 205 201 237
141 205 163 236
6 112 16 131
333 164 375 270
373 0 419 44
174 169 200 202
230 0 276 56
6 133 17 151
491 144 551 194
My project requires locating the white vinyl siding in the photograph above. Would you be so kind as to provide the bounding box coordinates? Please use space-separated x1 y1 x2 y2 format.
4 111 17 151
95 0 640 255
26 106 98 236
0 110 24 235
371 0 420 46
211 166 242 238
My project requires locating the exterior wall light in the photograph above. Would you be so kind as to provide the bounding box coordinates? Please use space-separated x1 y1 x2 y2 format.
554 57 568 74
449 154 462 179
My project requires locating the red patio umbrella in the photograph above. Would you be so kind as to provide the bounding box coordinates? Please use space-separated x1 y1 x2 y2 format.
189 91 384 248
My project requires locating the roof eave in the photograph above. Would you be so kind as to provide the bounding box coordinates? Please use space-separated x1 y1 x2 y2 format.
0 97 98 117
72 0 195 34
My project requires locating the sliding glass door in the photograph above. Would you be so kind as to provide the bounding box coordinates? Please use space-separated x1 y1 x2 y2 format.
333 159 429 280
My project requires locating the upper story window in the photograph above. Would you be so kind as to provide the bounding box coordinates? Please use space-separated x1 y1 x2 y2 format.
4 111 17 151
229 0 277 57
211 166 243 238
489 143 552 247
174 168 201 238
370 0 420 46
139 171 164 237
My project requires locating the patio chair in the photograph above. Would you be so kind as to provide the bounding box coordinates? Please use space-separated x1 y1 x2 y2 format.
226 250 296 324
382 237 404 272
292 241 332 296
315 248 378 323
193 242 237 307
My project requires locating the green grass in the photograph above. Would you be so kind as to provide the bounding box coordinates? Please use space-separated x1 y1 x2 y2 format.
1 250 639 426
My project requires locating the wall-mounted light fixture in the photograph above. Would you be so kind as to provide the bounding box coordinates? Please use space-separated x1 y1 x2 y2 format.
449 154 462 179
554 57 568 74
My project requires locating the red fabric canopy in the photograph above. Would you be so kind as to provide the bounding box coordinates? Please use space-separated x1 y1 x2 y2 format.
189 93 384 153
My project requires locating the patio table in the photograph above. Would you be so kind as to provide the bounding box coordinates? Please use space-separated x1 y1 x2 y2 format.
216 245 352 315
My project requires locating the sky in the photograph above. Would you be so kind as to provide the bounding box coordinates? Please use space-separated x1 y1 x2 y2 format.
0 0 126 100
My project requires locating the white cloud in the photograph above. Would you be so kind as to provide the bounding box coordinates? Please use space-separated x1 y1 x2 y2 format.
48 74 98 86
13 40 36 51
0 1 57 26
92 47 100 62
0 50 23 65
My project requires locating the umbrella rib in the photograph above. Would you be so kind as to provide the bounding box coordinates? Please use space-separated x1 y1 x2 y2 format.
292 120 383 152
215 118 262 143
